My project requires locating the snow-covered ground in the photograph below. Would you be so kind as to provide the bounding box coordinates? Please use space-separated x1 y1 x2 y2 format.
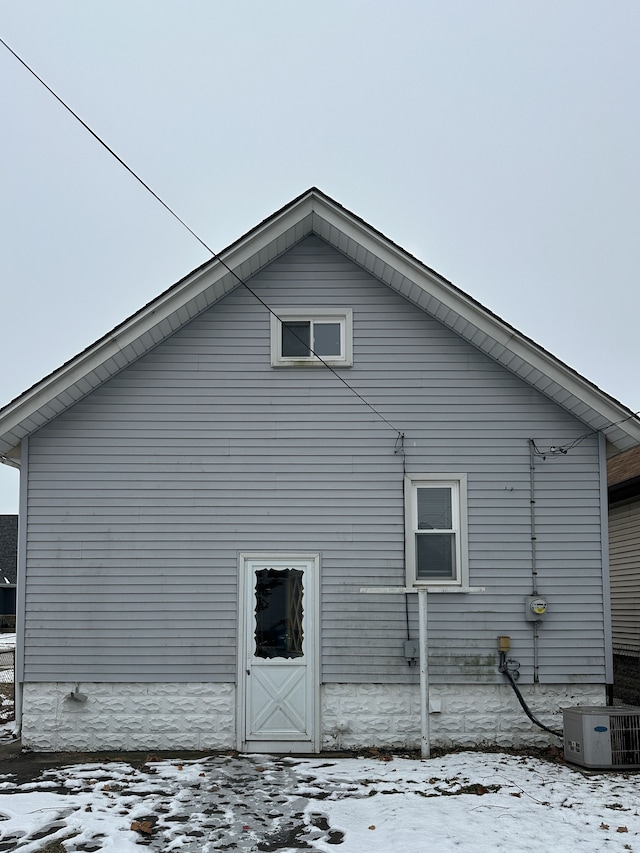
0 634 636 851
0 750 637 852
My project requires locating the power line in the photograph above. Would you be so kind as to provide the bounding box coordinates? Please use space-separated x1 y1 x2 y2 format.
531 406 640 459
1 35 403 438
1 37 215 260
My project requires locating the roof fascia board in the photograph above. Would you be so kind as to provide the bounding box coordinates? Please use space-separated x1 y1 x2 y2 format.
609 477 640 503
311 196 640 445
1 188 639 454
0 197 316 447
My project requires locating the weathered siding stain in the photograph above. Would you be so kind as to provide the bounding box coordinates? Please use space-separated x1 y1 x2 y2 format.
24 236 604 684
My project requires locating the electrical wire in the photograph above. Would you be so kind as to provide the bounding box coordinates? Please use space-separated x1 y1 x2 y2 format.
530 434 593 459
0 35 403 440
394 432 406 474
502 668 564 738
9 36 635 727
8 33 640 459
531 408 640 460
606 409 640 430
499 655 563 738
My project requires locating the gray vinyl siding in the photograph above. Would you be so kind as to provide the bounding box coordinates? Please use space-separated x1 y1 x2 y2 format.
609 499 640 654
24 236 606 684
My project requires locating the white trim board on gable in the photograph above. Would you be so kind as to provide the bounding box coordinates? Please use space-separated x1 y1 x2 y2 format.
0 187 638 459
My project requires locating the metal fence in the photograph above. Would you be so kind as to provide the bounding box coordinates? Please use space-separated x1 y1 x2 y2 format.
613 652 640 707
0 648 15 723
0 649 14 684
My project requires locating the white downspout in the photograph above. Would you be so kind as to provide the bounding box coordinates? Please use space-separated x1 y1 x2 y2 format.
598 432 614 687
12 676 22 740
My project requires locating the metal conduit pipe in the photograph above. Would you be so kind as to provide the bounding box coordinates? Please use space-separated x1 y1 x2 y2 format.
529 439 540 684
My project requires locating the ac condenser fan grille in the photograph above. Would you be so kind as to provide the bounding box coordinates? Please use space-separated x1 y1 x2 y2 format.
610 713 640 766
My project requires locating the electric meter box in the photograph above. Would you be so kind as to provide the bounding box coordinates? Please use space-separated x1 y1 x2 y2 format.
525 595 548 621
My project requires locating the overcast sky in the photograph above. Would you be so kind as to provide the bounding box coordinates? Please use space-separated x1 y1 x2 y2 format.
1 1 639 513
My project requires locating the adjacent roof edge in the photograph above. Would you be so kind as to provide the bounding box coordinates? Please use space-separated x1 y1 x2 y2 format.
608 445 640 491
1 187 639 457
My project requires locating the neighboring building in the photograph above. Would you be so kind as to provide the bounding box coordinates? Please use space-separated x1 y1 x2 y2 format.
608 446 640 705
0 515 17 632
1 188 639 753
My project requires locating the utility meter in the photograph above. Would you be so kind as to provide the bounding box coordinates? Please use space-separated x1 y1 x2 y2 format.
525 595 548 621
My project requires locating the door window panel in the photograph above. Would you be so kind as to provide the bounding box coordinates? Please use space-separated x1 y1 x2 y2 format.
254 568 304 658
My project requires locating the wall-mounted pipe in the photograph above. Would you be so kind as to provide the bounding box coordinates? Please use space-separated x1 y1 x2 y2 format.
528 439 540 683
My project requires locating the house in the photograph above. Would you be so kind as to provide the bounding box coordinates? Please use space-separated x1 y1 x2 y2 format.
607 446 640 705
0 515 17 632
1 188 639 753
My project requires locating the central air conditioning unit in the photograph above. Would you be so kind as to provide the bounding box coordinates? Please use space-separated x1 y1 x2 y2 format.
563 706 640 769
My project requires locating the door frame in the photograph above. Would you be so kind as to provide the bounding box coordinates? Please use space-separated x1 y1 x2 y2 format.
237 552 321 753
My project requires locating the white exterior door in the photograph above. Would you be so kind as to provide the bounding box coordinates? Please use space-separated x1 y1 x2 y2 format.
239 555 318 753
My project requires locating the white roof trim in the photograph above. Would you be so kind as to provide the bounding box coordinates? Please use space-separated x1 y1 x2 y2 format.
308 197 640 448
1 188 639 457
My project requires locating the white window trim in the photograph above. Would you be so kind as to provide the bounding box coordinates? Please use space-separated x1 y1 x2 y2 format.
270 308 353 367
405 473 469 587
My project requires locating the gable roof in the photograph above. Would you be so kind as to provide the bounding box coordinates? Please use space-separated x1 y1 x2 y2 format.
1 187 639 459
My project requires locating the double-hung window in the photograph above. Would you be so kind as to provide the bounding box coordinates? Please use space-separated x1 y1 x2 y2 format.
271 309 353 367
405 474 468 586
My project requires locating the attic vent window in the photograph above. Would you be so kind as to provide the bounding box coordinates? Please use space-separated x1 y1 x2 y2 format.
271 309 353 367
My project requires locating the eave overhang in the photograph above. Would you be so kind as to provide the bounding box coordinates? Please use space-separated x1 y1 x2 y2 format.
1 188 639 459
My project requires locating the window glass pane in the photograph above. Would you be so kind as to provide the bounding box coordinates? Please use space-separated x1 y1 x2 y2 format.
254 568 304 658
282 322 310 357
416 533 456 579
313 322 341 356
417 487 452 530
